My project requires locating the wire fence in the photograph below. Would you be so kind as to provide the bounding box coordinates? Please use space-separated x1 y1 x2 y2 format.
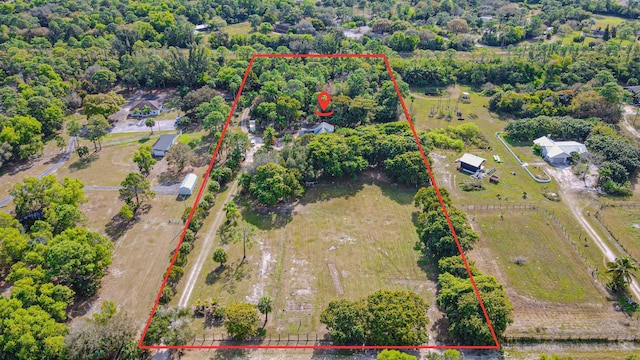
190 333 333 346
503 335 640 344
593 209 640 267
460 203 539 211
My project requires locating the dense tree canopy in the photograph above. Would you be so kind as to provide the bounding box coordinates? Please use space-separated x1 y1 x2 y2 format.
320 290 429 346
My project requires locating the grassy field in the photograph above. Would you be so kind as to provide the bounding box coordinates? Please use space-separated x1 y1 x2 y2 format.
408 86 561 205
597 206 640 262
54 142 139 186
74 191 188 327
183 172 437 337
223 22 252 35
471 211 604 303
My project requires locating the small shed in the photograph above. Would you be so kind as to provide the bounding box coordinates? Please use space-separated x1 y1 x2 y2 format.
456 153 486 174
249 120 256 132
179 173 197 196
152 134 176 157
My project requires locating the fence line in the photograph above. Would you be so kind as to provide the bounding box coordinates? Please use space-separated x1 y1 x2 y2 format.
600 202 640 209
504 335 640 343
460 203 539 211
593 209 640 266
541 209 603 286
190 333 333 346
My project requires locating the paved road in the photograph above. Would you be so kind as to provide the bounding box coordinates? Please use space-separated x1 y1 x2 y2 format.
0 136 77 208
109 119 178 134
84 184 180 195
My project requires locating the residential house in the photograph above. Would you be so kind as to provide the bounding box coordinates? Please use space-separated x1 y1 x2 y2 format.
298 122 335 136
533 136 587 165
130 100 163 118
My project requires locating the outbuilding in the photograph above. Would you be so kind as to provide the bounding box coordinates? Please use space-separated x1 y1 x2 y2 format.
152 134 176 157
179 173 197 196
456 153 486 174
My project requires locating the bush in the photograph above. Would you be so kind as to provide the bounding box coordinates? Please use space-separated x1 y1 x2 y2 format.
159 287 175 305
203 192 216 205
184 229 196 243
208 180 221 193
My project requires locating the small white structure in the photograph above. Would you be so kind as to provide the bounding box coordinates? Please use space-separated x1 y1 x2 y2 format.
456 153 486 173
249 120 256 132
179 173 197 196
533 136 587 165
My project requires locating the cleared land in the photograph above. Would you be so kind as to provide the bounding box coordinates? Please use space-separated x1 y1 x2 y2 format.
181 172 439 338
72 191 187 327
597 205 640 263
468 209 639 339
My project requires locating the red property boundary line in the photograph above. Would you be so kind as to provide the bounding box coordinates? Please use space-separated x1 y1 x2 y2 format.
138 53 501 351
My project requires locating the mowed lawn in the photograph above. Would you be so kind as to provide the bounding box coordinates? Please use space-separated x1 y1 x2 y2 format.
471 211 605 304
597 206 640 263
187 173 435 336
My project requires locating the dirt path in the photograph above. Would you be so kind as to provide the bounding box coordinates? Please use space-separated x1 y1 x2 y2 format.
546 167 640 301
177 180 239 308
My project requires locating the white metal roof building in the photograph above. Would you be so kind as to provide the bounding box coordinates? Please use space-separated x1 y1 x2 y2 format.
179 173 198 196
456 153 486 173
533 136 587 165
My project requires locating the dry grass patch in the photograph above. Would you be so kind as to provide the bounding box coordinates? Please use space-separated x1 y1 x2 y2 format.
185 173 438 338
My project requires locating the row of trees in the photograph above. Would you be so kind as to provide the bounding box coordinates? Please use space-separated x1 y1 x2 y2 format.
1 176 114 359
413 187 513 344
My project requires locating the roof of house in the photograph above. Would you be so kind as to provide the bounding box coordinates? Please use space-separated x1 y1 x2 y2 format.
194 24 211 31
152 134 175 152
274 23 292 33
456 153 486 168
533 136 555 147
625 85 640 94
313 122 334 134
534 136 587 158
107 109 129 122
131 100 162 111
180 173 197 190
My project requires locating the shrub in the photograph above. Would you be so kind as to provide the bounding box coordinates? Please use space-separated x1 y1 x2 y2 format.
208 180 221 193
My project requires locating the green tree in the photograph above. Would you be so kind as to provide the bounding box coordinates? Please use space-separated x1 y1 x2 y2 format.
321 290 429 346
213 248 228 268
0 115 44 160
143 307 194 346
263 126 277 147
165 143 193 172
83 92 125 118
377 349 417 360
46 228 113 297
224 201 240 225
145 118 156 134
223 302 260 340
437 272 513 345
119 172 156 212
383 151 430 187
257 296 273 328
65 301 143 360
0 297 67 360
276 95 301 128
10 175 86 219
248 163 304 206
606 256 638 293
86 115 110 151
43 203 87 235
132 145 156 177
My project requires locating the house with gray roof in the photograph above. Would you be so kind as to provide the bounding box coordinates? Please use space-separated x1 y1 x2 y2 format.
298 122 335 136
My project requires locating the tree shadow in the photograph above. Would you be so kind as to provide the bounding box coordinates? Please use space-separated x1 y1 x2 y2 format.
205 266 225 285
44 153 64 165
105 214 135 241
431 316 451 344
209 348 250 360
68 153 99 172
67 292 99 320
158 170 182 185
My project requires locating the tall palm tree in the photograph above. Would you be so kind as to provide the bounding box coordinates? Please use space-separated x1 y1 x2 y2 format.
257 296 273 329
606 256 638 292
224 201 240 225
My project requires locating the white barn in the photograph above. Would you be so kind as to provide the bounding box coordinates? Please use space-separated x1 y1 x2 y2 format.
179 173 197 196
533 136 587 165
